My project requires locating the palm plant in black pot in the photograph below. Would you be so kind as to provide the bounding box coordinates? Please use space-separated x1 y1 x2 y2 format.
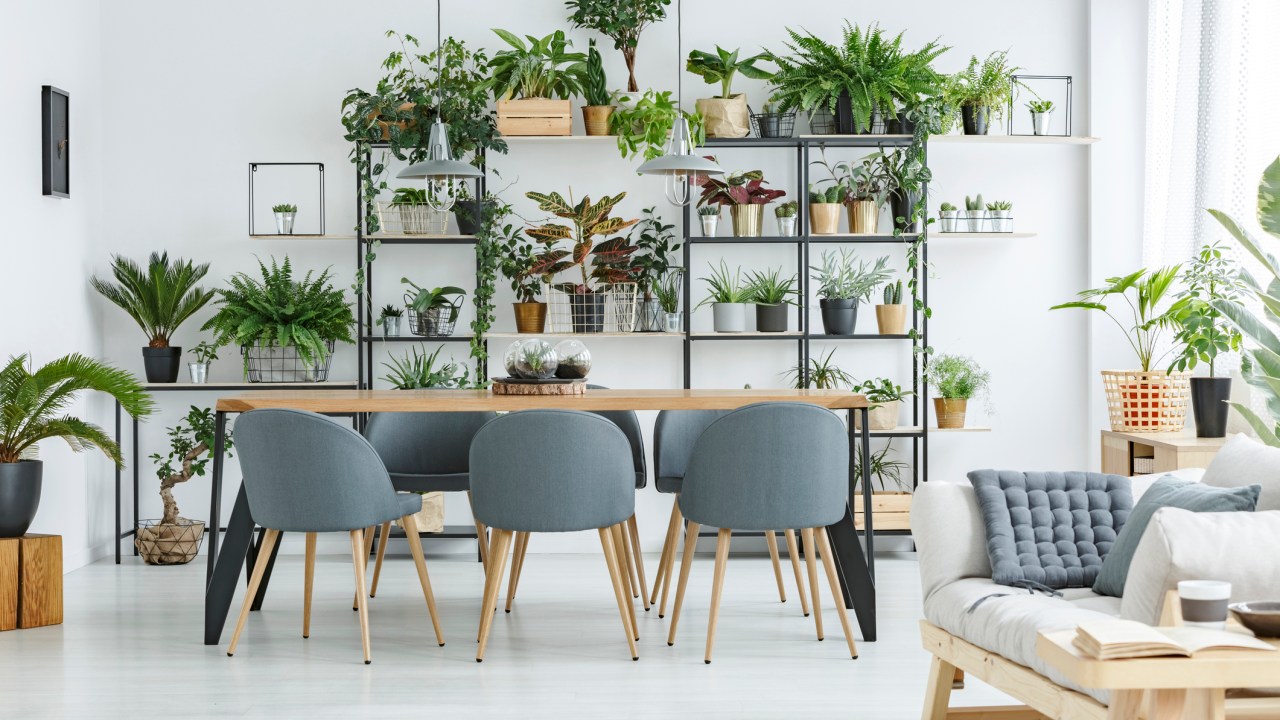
91 252 216 383
810 249 891 335
0 354 153 537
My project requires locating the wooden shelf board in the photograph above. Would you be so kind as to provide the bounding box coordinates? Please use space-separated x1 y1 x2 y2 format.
487 332 684 339
501 135 615 142
932 426 992 432
141 380 359 391
934 232 1037 239
249 234 355 240
930 134 1099 145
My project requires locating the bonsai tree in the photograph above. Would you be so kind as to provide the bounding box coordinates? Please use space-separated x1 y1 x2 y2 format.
91 252 216 351
565 0 670 92
685 45 772 100
525 190 640 294
201 257 355 371
485 29 587 100
696 169 787 208
1050 266 1182 372
630 207 681 300
150 406 232 528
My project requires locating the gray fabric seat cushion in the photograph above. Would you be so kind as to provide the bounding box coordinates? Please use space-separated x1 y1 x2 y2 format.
390 472 470 494
396 492 424 518
656 475 683 494
968 470 1132 589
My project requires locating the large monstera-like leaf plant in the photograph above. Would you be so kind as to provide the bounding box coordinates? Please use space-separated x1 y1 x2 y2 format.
1208 155 1280 445
525 190 640 294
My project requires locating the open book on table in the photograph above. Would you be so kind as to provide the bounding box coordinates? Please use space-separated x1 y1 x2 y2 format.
1073 619 1276 660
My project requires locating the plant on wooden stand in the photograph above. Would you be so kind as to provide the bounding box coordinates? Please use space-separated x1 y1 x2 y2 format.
686 45 773 138
1168 242 1244 438
565 0 670 93
139 406 232 565
810 249 891 335
696 168 787 238
923 353 991 429
697 260 752 333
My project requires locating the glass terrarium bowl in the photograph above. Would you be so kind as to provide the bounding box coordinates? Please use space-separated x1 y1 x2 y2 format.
502 340 526 377
554 339 592 379
512 339 558 380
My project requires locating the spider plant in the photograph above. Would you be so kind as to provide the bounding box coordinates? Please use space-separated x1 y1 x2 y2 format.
784 348 856 389
745 267 798 306
854 440 910 492
696 261 751 307
90 252 215 348
381 346 469 390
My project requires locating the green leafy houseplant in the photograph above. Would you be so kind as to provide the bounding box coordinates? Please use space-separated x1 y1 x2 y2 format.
582 39 612 107
485 29 587 100
745 267 798 305
854 440 910 492
91 252 215 349
653 271 683 314
946 51 1027 132
811 150 888 205
382 346 470 389
201 257 355 375
811 250 891 301
697 169 788 208
190 341 219 365
609 89 705 161
565 0 670 93
1028 100 1054 113
630 208 680 301
402 279 466 336
784 348 855 389
146 406 233 562
686 46 772 100
525 190 640 294
924 353 991 429
1168 241 1244 376
1050 266 1182 372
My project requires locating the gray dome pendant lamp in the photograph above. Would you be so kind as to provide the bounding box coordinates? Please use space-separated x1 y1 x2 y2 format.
635 0 723 206
396 0 482 212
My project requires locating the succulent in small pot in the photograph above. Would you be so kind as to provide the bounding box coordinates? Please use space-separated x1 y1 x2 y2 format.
139 405 232 564
746 267 798 333
697 261 751 333
963 194 985 232
271 203 298 235
696 168 787 238
1027 99 1054 136
653 271 683 333
938 202 959 233
811 151 887 234
377 304 403 338
855 377 914 431
92 252 216 384
188 341 218 384
580 40 616 136
774 201 799 237
876 279 907 335
698 205 721 237
986 200 1013 233
924 353 991 429
553 339 593 379
810 249 891 336
808 184 844 235
687 45 772 139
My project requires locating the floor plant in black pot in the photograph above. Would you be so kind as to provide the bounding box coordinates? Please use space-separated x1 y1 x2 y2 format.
745 267 798 333
1168 241 1244 438
810 249 891 336
0 354 153 537
91 252 215 383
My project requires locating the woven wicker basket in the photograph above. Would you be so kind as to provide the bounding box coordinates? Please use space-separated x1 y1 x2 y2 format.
1101 370 1191 433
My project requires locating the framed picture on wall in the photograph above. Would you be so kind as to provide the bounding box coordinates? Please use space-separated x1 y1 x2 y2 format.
42 85 70 198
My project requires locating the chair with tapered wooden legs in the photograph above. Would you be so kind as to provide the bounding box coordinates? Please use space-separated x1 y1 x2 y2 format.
648 410 811 619
226 408 446 664
470 409 639 662
664 402 858 663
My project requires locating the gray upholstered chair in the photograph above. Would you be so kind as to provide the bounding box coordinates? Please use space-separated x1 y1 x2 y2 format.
503 386 650 613
470 409 639 662
361 409 497 597
663 402 858 663
227 409 445 664
648 409 810 619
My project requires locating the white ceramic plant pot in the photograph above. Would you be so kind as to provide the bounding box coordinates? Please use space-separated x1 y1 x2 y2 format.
700 215 720 237
1031 111 1052 136
711 302 748 333
273 211 296 235
990 210 1013 233
964 210 985 233
776 216 797 237
939 210 958 233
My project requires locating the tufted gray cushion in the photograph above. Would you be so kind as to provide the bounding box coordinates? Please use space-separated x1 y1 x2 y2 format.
967 470 1133 590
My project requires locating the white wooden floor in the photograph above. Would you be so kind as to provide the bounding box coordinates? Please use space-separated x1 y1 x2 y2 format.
0 548 1012 718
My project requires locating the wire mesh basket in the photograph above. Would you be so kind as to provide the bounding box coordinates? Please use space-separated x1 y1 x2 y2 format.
749 107 796 138
546 282 638 334
375 201 449 235
809 107 838 135
405 296 460 338
243 340 334 382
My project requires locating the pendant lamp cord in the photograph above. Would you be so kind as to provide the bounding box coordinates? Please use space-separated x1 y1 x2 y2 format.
436 0 443 108
676 0 682 113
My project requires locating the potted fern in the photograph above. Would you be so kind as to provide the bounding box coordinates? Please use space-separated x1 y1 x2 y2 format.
581 39 615 135
686 45 773 138
91 252 216 383
946 52 1026 135
138 406 232 564
0 354 153 537
202 257 354 383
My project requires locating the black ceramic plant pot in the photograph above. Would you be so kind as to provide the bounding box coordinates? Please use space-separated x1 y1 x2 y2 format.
888 112 915 135
141 347 182 383
889 189 921 232
834 91 856 134
756 303 789 333
453 200 495 236
961 104 991 135
0 460 42 537
819 299 857 335
1190 377 1231 438
569 293 606 334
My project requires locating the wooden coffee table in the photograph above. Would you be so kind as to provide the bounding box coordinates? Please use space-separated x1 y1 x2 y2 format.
1037 628 1280 719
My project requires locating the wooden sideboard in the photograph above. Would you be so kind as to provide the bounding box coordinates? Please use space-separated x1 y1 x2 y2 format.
1100 430 1228 476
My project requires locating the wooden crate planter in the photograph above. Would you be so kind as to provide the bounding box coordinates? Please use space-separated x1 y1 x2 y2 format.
497 99 571 136
853 492 911 531
0 534 62 630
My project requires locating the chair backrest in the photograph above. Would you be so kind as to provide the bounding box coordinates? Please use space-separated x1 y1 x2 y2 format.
586 385 646 488
469 409 635 533
235 408 404 533
679 402 849 531
653 409 730 480
363 410 497 476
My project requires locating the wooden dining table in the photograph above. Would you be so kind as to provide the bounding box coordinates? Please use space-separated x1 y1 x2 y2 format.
201 388 879 645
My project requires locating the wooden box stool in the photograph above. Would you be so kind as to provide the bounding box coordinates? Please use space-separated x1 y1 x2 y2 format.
0 534 62 630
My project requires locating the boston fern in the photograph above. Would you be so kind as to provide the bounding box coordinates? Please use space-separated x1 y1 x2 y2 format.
201 257 354 369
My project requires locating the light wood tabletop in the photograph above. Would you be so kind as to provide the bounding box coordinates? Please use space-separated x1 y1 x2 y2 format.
1037 629 1280 690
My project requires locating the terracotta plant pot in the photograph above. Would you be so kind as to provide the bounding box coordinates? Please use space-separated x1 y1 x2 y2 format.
875 304 906 335
513 302 547 334
847 199 879 233
809 203 841 234
934 397 968 429
581 105 615 136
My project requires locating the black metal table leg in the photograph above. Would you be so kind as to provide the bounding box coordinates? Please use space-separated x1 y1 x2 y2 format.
823 407 877 642
114 400 121 565
204 483 254 646
206 410 227 584
132 414 139 556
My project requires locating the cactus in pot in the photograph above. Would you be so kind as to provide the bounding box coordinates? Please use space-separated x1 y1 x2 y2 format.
939 201 958 233
876 278 906 335
964 194 985 232
774 200 799 237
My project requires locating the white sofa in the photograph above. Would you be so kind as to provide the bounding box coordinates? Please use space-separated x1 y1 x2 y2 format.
912 435 1280 717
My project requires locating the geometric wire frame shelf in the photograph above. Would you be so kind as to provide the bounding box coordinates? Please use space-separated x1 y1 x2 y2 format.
249 162 325 236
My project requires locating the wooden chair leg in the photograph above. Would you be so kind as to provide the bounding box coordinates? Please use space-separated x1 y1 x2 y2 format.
658 503 684 618
784 529 810 617
611 523 638 641
467 491 488 571
228 528 279 657
666 521 700 646
352 524 376 610
401 514 445 647
303 532 316 639
504 531 529 613
704 528 732 664
369 521 391 598
598 526 640 660
802 527 823 641
627 515 650 612
348 529 373 664
922 654 958 720
815 527 858 659
650 502 680 607
765 531 786 603
476 529 513 662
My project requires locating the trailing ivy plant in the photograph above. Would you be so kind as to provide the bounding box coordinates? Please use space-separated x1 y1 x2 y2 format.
565 0 670 93
469 198 521 384
609 89 704 162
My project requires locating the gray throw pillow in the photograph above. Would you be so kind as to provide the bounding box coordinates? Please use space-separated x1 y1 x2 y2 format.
969 470 1133 590
1092 475 1261 598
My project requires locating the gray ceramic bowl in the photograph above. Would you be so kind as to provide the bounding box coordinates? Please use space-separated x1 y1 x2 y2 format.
1229 601 1280 638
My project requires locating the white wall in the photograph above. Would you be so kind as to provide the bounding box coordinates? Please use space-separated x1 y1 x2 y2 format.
86 0 1103 557
0 1 107 570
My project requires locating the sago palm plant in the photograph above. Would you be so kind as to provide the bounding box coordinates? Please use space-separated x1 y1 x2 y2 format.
90 252 215 348
0 353 154 465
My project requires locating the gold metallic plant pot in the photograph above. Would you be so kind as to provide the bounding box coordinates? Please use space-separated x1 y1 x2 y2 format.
847 199 879 234
513 302 547 334
730 204 763 237
934 398 968 429
809 203 841 234
582 105 615 136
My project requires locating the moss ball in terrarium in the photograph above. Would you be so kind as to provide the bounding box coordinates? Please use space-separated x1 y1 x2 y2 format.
514 339 558 380
554 340 592 379
502 340 526 378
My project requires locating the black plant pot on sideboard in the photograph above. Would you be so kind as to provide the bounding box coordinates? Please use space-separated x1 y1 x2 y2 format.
819 299 857 335
961 104 991 135
0 460 42 537
1190 377 1231 438
141 347 182 383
